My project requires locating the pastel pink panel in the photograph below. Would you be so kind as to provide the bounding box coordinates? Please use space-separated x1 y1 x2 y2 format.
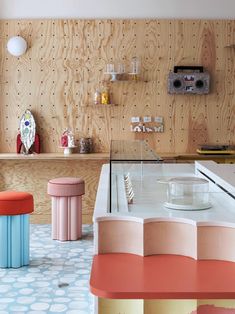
51 196 58 239
198 226 235 262
70 196 82 240
51 195 82 241
144 222 196 258
98 220 143 255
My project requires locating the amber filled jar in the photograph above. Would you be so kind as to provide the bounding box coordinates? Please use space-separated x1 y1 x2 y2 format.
101 82 110 105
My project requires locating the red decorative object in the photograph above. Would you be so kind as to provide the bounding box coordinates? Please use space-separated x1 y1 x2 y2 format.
17 133 40 154
61 133 68 147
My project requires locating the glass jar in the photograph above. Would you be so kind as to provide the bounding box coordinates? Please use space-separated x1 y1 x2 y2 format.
94 89 101 105
101 86 110 105
164 177 211 210
79 137 93 154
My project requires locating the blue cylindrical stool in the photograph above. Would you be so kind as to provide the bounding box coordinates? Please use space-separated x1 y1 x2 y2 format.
0 191 34 268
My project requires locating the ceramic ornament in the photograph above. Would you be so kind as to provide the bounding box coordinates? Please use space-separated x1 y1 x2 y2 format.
60 128 76 155
61 128 75 148
19 110 36 154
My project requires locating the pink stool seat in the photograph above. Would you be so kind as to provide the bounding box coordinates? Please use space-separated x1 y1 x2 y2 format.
48 177 85 197
47 177 85 241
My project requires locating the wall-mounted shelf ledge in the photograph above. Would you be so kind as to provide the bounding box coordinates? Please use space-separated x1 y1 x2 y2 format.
88 104 119 107
0 153 109 160
109 79 149 83
225 44 235 48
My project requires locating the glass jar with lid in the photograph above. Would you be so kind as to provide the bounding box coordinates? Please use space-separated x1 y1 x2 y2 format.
164 176 211 210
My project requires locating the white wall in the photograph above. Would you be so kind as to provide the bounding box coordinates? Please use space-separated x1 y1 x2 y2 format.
0 0 235 19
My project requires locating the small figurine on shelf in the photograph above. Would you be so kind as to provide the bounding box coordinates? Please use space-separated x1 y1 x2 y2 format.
61 130 68 147
60 128 76 155
17 109 40 154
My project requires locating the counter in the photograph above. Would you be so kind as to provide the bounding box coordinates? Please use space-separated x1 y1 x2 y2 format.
90 161 235 314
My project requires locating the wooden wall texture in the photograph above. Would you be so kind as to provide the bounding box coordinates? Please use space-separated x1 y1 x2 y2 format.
0 19 234 154
0 158 107 224
0 19 234 223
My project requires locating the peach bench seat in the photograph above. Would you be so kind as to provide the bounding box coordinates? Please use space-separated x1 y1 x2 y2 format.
0 191 34 268
47 177 85 241
90 253 235 299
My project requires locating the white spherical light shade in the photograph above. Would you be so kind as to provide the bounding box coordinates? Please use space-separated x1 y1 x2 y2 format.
7 36 27 57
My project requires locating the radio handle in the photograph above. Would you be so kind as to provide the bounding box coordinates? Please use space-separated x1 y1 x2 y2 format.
173 66 204 73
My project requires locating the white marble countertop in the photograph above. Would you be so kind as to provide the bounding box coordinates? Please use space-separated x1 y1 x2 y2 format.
94 162 235 227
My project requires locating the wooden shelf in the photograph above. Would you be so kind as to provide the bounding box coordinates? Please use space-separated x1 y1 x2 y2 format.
225 44 235 48
109 79 148 83
0 152 109 160
104 72 148 83
1 152 234 162
160 152 235 161
90 104 118 107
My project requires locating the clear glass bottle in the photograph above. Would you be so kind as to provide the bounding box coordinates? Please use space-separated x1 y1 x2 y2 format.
94 89 101 105
130 57 140 81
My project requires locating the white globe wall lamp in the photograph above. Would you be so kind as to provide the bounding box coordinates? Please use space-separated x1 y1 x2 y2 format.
7 36 27 57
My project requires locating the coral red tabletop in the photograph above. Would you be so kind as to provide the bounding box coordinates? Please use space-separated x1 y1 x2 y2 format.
90 253 235 299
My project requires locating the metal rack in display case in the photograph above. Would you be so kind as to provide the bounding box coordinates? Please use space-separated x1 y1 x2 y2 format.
109 140 162 213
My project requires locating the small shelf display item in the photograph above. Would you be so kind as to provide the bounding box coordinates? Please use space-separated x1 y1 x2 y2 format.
17 109 40 154
93 81 112 105
94 89 101 105
130 116 164 133
101 82 110 104
60 128 76 155
79 137 93 154
168 66 210 94
104 57 141 82
104 63 126 82
129 57 140 81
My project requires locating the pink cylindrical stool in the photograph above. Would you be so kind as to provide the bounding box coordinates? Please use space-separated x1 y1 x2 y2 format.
47 177 85 241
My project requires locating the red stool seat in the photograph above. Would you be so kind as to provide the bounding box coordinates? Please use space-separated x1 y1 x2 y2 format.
47 177 85 197
0 191 34 216
0 190 34 268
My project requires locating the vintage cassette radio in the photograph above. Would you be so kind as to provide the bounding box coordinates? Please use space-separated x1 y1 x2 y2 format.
168 66 210 94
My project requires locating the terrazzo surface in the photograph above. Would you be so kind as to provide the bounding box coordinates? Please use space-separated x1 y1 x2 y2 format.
0 224 94 314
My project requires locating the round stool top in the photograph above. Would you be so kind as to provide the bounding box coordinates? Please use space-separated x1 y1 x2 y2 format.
0 191 34 216
47 177 85 197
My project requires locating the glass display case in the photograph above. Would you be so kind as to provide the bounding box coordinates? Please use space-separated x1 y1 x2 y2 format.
109 140 162 212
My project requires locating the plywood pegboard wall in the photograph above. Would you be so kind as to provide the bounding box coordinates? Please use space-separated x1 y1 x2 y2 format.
0 19 234 154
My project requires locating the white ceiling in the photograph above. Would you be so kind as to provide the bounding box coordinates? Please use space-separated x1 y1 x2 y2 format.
0 0 235 19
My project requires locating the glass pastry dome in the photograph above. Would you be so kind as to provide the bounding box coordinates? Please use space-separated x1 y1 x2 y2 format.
164 176 211 210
